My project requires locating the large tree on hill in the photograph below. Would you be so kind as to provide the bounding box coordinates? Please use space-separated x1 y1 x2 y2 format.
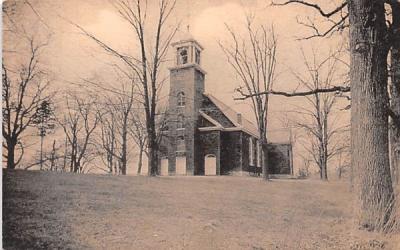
72 0 178 176
389 2 400 185
2 32 51 169
235 0 399 231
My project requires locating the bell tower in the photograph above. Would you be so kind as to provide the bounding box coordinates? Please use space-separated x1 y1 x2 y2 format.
166 35 206 175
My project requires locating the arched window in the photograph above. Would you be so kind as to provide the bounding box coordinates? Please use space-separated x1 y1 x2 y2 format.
177 47 188 65
176 136 185 152
177 92 185 107
177 115 185 129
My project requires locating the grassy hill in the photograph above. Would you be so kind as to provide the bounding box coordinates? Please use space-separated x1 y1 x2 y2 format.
2 170 399 249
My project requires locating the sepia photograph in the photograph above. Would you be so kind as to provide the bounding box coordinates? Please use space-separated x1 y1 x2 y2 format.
2 0 400 249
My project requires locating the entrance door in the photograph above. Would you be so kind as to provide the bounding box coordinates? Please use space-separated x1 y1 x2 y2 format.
205 154 217 176
160 158 169 176
176 157 186 175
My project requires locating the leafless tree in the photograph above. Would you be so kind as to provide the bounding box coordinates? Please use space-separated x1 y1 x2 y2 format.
129 109 147 175
288 49 349 180
2 34 52 169
271 0 400 191
59 94 100 173
98 108 118 174
95 80 136 175
71 0 178 176
220 15 277 180
247 0 399 232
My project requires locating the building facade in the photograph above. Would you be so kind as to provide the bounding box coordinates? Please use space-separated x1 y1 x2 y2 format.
158 36 292 176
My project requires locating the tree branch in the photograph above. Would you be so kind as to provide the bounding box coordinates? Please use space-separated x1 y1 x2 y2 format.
234 85 350 100
271 0 347 18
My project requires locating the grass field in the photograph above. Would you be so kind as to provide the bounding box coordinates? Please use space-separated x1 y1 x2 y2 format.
2 170 399 249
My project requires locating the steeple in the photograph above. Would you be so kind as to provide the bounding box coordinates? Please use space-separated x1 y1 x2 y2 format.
166 29 206 176
170 29 205 74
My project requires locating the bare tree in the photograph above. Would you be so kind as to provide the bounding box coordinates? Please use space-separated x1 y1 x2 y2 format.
272 0 400 189
220 15 277 180
129 109 147 175
249 0 398 232
71 0 178 176
95 80 136 175
98 108 118 174
289 49 349 180
59 95 100 173
2 36 51 169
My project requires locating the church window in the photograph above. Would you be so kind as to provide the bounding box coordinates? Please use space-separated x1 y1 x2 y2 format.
177 92 185 107
178 47 188 65
195 48 201 64
176 136 185 152
249 137 254 165
177 115 185 129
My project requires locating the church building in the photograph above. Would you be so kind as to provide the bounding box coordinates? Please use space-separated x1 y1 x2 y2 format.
158 35 293 176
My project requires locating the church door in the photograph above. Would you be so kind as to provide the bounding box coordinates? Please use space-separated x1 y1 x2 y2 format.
176 157 186 175
204 154 217 176
160 158 169 176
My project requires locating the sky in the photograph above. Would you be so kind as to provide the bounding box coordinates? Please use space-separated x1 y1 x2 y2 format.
3 0 350 175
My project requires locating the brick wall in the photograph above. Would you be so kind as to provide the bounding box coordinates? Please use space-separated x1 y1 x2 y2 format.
164 66 205 175
197 130 221 175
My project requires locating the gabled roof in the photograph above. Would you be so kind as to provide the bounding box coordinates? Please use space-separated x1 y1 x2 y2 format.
199 110 223 128
203 93 260 138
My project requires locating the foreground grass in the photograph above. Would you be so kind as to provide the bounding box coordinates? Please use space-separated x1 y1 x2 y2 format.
2 170 399 249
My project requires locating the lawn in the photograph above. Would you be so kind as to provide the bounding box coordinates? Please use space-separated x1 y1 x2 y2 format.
2 170 399 249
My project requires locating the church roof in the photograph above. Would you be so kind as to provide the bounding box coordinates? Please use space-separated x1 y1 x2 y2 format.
203 93 260 138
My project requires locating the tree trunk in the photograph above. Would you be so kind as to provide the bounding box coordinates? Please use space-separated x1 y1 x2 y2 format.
320 140 328 181
74 161 79 173
63 135 67 172
50 140 56 171
348 0 394 230
390 2 400 186
137 146 143 175
121 126 128 175
6 139 16 169
148 136 158 176
322 115 328 181
320 160 328 181
261 139 269 180
40 135 44 171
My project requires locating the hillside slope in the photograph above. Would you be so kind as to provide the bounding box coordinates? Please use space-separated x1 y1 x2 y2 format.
2 170 399 249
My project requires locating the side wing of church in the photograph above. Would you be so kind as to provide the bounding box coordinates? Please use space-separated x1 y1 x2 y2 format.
158 36 293 176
